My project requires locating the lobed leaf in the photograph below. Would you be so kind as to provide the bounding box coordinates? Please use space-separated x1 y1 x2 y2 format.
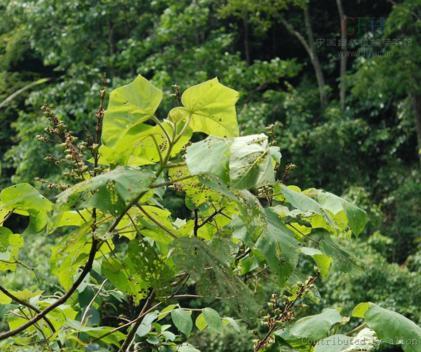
102 75 162 147
170 78 239 137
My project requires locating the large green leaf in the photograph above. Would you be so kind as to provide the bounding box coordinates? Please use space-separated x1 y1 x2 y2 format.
102 239 170 303
50 225 95 289
229 134 275 189
314 334 353 352
66 320 125 347
300 247 332 279
354 303 421 352
287 308 342 341
0 183 52 233
316 191 368 235
101 257 148 304
281 185 323 214
203 307 222 332
317 231 357 272
102 75 163 147
342 200 368 236
255 208 299 283
186 134 276 189
135 205 178 243
100 119 192 166
186 137 231 182
169 78 239 137
56 167 154 214
171 308 193 336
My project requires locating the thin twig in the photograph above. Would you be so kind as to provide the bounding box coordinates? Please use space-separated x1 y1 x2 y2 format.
137 205 178 239
0 210 14 226
0 286 61 348
81 279 107 325
150 174 195 189
117 290 155 352
193 209 199 237
19 308 52 351
0 238 100 340
198 208 225 229
254 276 317 351
93 273 191 344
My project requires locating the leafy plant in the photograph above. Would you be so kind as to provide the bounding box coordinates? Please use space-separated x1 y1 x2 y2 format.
0 76 418 351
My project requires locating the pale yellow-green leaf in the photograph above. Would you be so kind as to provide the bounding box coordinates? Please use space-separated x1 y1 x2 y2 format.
169 78 239 137
301 247 333 279
195 313 207 331
102 75 163 147
352 302 371 318
0 292 12 304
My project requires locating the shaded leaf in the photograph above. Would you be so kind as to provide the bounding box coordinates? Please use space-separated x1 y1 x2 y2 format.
229 134 274 189
288 308 342 341
203 307 222 332
171 308 193 336
56 167 154 215
300 247 332 279
255 208 299 283
358 303 421 352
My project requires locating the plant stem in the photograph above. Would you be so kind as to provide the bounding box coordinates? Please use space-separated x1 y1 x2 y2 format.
118 290 155 352
137 205 178 239
0 238 100 340
254 276 317 351
0 286 61 347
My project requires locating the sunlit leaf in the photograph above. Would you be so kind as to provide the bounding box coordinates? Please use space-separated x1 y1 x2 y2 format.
300 247 332 279
0 183 52 233
102 75 162 147
170 78 239 137
0 227 24 271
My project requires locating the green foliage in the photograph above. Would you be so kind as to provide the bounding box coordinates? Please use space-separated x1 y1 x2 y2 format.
56 166 154 215
0 227 23 271
172 309 193 337
274 304 421 352
353 303 421 352
0 183 52 233
1 76 411 352
281 308 342 342
320 238 421 324
0 0 420 348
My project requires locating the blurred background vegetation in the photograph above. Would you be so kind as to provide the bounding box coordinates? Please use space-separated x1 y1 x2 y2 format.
0 0 419 349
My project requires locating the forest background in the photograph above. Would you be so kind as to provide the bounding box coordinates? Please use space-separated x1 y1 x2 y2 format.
0 0 420 350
